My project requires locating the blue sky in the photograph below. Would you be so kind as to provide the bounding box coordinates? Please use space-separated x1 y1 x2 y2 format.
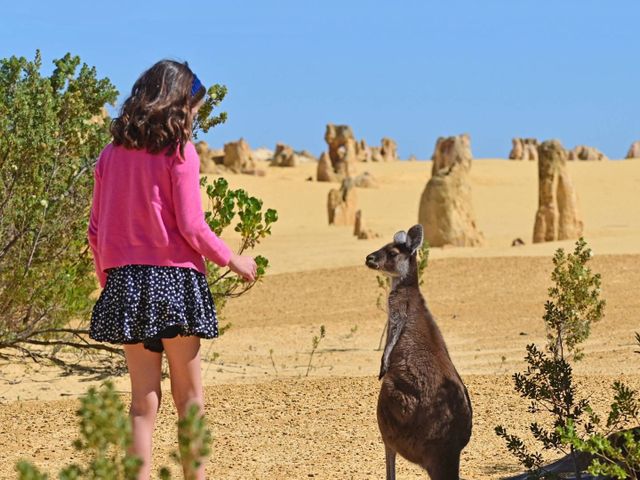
1 1 638 158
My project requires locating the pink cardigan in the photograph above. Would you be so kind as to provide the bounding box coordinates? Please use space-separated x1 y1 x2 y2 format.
87 142 233 288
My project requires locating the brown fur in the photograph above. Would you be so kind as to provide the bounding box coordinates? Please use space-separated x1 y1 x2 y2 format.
366 225 472 480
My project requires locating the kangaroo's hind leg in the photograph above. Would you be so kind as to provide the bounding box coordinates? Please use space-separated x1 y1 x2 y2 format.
424 450 461 480
385 444 396 480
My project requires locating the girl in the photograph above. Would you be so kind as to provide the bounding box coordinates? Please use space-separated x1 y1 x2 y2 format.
87 59 256 479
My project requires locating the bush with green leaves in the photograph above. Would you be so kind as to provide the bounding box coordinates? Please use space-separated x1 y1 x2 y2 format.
558 335 640 479
495 238 606 479
0 50 277 370
16 381 211 479
0 50 119 364
200 176 277 315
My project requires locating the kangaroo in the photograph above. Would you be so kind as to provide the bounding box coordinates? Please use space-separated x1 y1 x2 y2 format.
365 224 472 480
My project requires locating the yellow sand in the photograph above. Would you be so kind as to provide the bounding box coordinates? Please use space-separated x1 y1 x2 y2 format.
2 158 640 479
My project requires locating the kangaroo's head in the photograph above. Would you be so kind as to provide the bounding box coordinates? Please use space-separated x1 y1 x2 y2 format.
365 224 424 281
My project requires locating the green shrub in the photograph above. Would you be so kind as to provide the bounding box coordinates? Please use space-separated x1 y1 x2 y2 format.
495 238 606 479
0 51 117 357
16 381 212 479
559 335 640 479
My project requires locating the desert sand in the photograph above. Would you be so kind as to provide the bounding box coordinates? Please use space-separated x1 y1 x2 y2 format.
1 158 639 479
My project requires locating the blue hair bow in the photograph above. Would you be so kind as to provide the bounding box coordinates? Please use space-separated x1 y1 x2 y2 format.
191 74 203 97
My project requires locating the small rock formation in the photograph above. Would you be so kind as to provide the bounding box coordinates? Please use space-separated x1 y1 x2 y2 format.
418 134 484 247
327 178 358 226
271 143 297 167
324 124 359 178
270 144 317 167
533 139 584 243
568 145 608 161
370 146 384 163
353 171 378 188
380 137 398 162
317 152 338 182
195 141 225 174
509 138 539 161
511 238 525 247
353 210 379 239
318 125 398 180
224 138 259 174
626 141 640 159
356 139 371 163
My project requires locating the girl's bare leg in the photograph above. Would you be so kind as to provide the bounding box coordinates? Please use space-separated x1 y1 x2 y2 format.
163 335 206 480
123 343 163 480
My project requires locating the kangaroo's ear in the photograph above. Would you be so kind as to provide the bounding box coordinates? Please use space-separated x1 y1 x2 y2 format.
393 230 407 245
406 224 424 254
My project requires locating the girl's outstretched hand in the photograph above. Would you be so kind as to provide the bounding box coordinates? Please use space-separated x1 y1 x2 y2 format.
228 253 258 282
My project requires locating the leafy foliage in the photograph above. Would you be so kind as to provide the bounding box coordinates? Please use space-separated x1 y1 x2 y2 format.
200 176 278 315
544 238 605 361
192 84 228 136
17 381 141 479
495 238 605 479
559 341 640 479
0 51 118 360
17 381 212 479
161 404 213 480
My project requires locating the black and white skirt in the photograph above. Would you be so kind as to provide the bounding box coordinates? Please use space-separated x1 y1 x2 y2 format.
90 264 219 353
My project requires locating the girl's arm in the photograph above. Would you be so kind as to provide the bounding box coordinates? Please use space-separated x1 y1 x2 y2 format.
87 163 107 288
170 142 233 267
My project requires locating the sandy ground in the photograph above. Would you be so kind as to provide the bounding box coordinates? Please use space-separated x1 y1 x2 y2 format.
1 158 640 478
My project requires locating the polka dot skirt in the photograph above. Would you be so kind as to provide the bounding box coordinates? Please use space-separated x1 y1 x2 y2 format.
90 264 219 353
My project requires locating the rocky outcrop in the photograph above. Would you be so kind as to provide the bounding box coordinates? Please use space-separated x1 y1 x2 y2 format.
370 147 384 163
317 152 338 182
353 171 378 188
353 210 379 239
223 138 258 174
270 144 317 167
626 141 640 159
533 140 583 243
380 137 398 162
327 178 358 226
356 139 371 163
324 124 359 177
568 145 608 161
271 143 297 167
509 138 539 161
195 141 225 174
318 125 398 180
316 124 358 181
418 134 484 247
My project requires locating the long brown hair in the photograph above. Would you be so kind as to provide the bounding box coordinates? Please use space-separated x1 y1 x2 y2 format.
110 60 206 156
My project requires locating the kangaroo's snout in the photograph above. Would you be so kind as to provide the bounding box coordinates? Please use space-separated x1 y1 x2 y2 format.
365 253 379 269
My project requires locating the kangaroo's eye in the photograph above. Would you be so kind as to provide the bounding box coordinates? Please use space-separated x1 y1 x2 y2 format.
389 250 398 257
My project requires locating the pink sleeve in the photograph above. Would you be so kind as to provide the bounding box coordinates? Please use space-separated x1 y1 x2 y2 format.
88 158 107 288
170 142 233 267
